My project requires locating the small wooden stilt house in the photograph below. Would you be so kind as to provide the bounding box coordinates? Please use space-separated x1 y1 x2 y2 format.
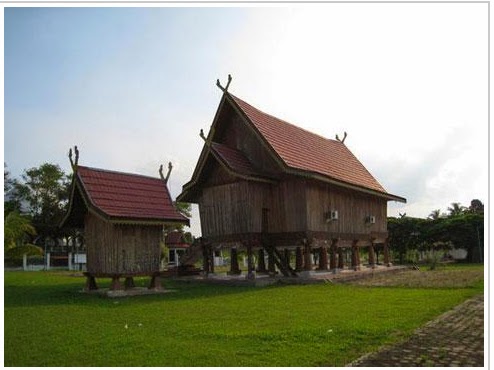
177 77 406 277
61 151 189 290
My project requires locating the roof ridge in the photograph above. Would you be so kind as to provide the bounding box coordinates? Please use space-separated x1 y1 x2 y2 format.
78 165 162 182
229 93 342 146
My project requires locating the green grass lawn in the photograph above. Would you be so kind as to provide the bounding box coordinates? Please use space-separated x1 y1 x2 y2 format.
4 264 483 367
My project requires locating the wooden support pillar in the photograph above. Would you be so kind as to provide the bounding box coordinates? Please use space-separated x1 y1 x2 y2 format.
124 277 135 289
318 246 329 271
149 274 162 290
246 245 255 280
329 239 338 271
229 248 241 275
268 247 276 276
295 247 304 271
368 239 376 268
338 247 345 269
352 240 360 271
209 246 215 274
202 241 209 275
283 249 291 269
110 276 122 291
303 240 312 271
84 274 98 291
256 249 267 273
383 238 391 267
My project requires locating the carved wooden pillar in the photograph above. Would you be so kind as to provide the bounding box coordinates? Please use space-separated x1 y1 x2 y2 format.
149 274 162 290
209 246 215 274
304 240 312 271
268 247 276 275
283 249 291 269
368 239 376 268
352 240 360 271
84 274 98 291
110 276 122 291
329 239 338 271
202 241 209 275
338 247 345 269
383 238 391 267
256 248 267 273
295 247 304 271
246 245 255 279
318 246 329 270
229 248 241 275
124 277 135 289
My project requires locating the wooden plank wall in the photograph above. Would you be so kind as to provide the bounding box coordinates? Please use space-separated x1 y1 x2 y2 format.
199 178 309 237
264 178 307 233
305 180 387 234
219 115 282 176
85 213 161 275
199 181 264 237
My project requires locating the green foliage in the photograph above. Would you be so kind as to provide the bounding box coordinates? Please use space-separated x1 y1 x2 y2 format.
5 244 44 259
174 202 192 218
13 163 71 244
388 200 484 264
15 163 71 222
172 202 192 232
4 163 22 216
4 211 37 250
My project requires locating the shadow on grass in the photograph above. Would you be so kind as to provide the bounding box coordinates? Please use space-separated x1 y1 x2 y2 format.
3 275 282 308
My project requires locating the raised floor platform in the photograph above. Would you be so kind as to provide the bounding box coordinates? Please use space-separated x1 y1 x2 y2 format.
173 265 408 287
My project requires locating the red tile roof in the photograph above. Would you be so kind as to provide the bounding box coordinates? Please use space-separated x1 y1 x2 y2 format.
165 231 190 248
230 94 388 194
75 166 189 224
211 142 271 180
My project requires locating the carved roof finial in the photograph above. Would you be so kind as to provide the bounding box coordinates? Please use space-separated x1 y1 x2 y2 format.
68 145 79 171
335 132 348 144
159 162 173 184
216 74 232 92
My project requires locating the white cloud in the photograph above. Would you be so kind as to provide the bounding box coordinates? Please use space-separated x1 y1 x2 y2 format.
218 4 487 220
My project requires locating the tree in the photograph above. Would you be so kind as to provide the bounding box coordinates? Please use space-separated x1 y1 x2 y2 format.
4 163 21 216
447 202 466 217
428 209 441 220
173 202 192 232
388 199 485 265
4 211 43 262
388 216 426 264
14 163 71 246
4 211 36 250
469 199 484 214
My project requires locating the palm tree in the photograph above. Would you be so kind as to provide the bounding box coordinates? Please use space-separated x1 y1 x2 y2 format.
447 202 466 217
4 211 36 250
4 211 43 260
428 209 441 220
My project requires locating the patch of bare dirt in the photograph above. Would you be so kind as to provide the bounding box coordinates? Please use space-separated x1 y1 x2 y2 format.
347 268 483 288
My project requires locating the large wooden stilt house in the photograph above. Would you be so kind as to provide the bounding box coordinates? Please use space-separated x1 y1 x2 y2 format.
61 151 189 290
177 77 406 277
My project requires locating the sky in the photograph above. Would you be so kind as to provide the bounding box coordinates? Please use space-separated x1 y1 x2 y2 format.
3 4 489 238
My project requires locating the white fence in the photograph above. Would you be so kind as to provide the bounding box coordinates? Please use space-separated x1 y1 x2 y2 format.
20 253 87 271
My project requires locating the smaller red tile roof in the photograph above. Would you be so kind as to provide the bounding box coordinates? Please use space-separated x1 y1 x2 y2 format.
73 166 189 224
210 142 272 180
165 231 190 248
230 94 390 195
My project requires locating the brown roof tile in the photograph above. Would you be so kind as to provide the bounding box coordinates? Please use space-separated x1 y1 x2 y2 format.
210 142 269 179
230 94 387 194
76 166 189 224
